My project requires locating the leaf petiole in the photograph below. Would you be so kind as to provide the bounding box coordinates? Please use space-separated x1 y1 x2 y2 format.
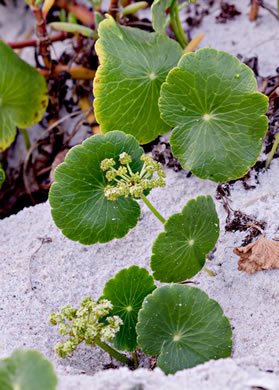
141 194 166 224
169 0 188 48
132 351 138 368
95 338 134 366
265 132 279 169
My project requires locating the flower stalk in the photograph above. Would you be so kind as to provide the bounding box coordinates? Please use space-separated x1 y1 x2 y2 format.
95 338 133 365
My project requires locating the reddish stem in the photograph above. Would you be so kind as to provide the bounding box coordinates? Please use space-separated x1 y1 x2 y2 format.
108 0 120 20
7 32 70 49
29 2 52 69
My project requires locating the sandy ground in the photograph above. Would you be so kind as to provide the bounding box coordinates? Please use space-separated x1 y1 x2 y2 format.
1 1 279 389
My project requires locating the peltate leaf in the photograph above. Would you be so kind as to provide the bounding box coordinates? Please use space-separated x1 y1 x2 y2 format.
151 195 219 283
101 266 156 351
159 48 269 182
0 349 57 390
137 285 232 374
0 41 48 152
49 131 144 245
151 0 171 33
93 15 182 144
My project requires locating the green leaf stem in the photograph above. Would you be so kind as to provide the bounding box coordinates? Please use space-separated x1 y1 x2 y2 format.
137 285 232 374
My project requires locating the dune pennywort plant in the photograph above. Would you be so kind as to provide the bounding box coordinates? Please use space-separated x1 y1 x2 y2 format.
51 266 232 374
49 130 219 282
49 130 232 373
93 16 268 182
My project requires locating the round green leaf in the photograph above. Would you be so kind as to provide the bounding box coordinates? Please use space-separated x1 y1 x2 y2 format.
0 349 57 390
0 41 48 152
137 285 232 374
151 195 219 283
49 131 144 245
159 48 269 182
102 266 156 352
93 15 182 144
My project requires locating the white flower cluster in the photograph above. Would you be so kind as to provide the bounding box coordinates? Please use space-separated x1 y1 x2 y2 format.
101 152 166 201
49 297 123 358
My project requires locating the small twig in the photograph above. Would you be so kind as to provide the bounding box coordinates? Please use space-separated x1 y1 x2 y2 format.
23 111 82 203
7 32 70 50
108 0 120 20
62 109 92 147
28 1 52 69
257 0 279 20
248 224 265 236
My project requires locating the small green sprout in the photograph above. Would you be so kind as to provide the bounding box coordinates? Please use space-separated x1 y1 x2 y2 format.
101 153 166 201
49 297 123 359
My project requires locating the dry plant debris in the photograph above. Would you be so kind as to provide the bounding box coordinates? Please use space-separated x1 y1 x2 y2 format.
234 236 279 275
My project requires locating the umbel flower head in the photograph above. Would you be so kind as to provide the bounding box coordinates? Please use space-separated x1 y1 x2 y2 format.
49 297 123 358
101 152 166 201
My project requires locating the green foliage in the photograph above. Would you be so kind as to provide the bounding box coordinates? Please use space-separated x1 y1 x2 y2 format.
151 195 219 282
93 15 182 144
0 350 57 390
101 266 156 352
0 41 48 152
137 285 232 374
151 0 171 33
49 130 233 373
49 131 144 245
160 48 269 182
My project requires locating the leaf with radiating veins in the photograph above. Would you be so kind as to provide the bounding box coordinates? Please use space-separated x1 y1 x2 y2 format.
101 266 156 351
0 41 48 151
137 285 232 374
160 48 269 182
151 195 219 283
49 131 144 245
93 15 182 144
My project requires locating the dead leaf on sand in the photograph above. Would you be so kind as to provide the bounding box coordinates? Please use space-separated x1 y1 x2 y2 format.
234 236 279 275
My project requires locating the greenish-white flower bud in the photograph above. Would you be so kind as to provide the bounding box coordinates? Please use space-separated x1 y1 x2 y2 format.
100 158 116 171
106 170 118 181
130 184 144 198
117 166 128 176
119 152 132 165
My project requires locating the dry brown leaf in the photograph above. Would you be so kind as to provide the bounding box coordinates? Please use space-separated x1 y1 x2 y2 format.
234 236 279 275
